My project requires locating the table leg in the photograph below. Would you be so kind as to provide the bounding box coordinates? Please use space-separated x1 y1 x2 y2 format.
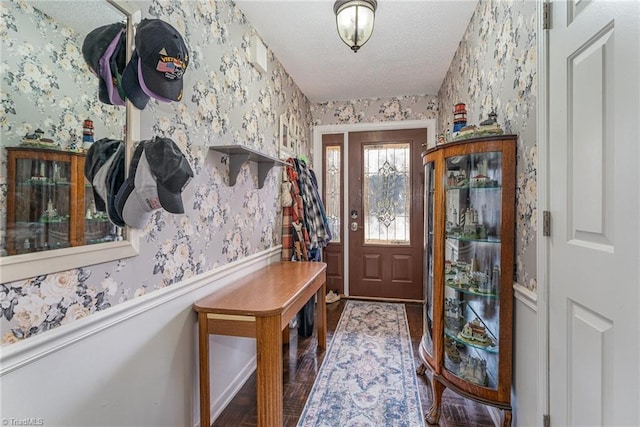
198 312 211 427
256 315 283 427
317 282 327 348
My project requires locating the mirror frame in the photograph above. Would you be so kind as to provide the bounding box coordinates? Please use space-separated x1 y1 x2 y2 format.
0 0 142 283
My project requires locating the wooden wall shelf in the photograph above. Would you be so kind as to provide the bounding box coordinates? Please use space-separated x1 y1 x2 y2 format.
209 145 290 189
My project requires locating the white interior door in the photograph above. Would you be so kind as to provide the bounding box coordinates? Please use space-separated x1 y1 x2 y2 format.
548 1 639 426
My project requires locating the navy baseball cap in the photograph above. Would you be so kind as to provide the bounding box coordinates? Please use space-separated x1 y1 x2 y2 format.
121 51 150 110
122 19 188 109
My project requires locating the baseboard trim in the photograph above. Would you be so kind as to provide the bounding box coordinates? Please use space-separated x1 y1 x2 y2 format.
0 246 282 376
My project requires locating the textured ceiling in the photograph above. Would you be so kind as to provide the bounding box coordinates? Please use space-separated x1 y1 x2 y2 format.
236 0 478 103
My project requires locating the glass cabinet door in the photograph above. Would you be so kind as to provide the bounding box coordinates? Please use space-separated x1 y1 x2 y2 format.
422 160 435 358
12 156 73 253
442 151 502 389
6 148 115 256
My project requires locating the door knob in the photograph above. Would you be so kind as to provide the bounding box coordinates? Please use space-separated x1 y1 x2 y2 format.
351 222 358 231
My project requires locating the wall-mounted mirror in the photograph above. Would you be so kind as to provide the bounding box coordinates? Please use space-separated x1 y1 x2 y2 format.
0 0 141 283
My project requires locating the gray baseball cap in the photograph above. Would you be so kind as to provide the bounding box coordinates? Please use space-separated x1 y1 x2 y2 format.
118 148 162 229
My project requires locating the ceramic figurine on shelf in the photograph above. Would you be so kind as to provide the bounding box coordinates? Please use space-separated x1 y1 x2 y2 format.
459 356 488 386
69 131 80 152
21 128 58 148
44 199 57 219
453 103 467 133
491 265 501 294
478 110 503 135
82 119 94 151
480 110 498 126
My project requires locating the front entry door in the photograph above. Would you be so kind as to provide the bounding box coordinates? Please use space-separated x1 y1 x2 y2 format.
548 1 639 425
348 129 425 300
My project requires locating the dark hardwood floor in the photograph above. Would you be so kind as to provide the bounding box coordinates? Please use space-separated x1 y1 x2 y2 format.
212 299 496 427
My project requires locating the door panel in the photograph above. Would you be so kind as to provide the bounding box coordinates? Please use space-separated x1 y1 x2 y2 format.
548 1 639 425
348 129 425 299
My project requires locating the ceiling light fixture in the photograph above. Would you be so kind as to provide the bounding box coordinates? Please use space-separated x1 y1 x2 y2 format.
333 0 377 53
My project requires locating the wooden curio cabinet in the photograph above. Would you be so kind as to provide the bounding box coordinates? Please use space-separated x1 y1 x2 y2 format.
418 135 516 426
5 147 112 255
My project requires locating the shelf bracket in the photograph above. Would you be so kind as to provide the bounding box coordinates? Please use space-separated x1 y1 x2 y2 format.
209 145 290 189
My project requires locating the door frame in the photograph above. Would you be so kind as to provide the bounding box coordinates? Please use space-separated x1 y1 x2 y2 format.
313 119 436 297
536 0 550 425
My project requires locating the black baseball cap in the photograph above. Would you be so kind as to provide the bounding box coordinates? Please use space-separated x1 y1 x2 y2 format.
82 22 126 106
105 144 125 227
98 28 126 106
84 138 123 212
144 136 193 214
122 19 188 109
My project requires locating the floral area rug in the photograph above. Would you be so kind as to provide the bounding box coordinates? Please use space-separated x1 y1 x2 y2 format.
297 300 425 426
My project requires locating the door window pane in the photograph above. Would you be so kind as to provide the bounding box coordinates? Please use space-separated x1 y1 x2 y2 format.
363 143 410 245
325 145 341 243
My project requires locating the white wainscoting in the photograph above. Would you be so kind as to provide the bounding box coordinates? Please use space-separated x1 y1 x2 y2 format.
0 247 282 427
512 284 539 427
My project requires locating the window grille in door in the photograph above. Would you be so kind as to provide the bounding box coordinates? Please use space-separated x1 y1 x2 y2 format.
325 145 341 243
363 142 410 245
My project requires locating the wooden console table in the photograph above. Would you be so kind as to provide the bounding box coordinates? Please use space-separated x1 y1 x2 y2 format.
193 261 327 427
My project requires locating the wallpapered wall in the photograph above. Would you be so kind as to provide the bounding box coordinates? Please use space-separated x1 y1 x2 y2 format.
311 94 439 125
438 0 537 291
0 0 312 346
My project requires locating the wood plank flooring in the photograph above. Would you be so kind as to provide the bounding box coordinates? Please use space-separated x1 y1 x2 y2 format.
212 299 496 426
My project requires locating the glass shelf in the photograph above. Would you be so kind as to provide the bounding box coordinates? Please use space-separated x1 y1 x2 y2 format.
445 282 499 298
445 235 501 243
446 185 502 191
445 330 499 354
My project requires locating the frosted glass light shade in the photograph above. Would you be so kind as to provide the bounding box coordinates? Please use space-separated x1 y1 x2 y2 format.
334 0 377 52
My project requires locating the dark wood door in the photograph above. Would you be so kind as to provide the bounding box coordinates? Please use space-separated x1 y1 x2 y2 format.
348 129 425 300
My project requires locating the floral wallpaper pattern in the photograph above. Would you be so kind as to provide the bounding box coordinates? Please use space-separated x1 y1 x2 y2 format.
311 94 439 126
438 0 537 291
0 0 311 346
